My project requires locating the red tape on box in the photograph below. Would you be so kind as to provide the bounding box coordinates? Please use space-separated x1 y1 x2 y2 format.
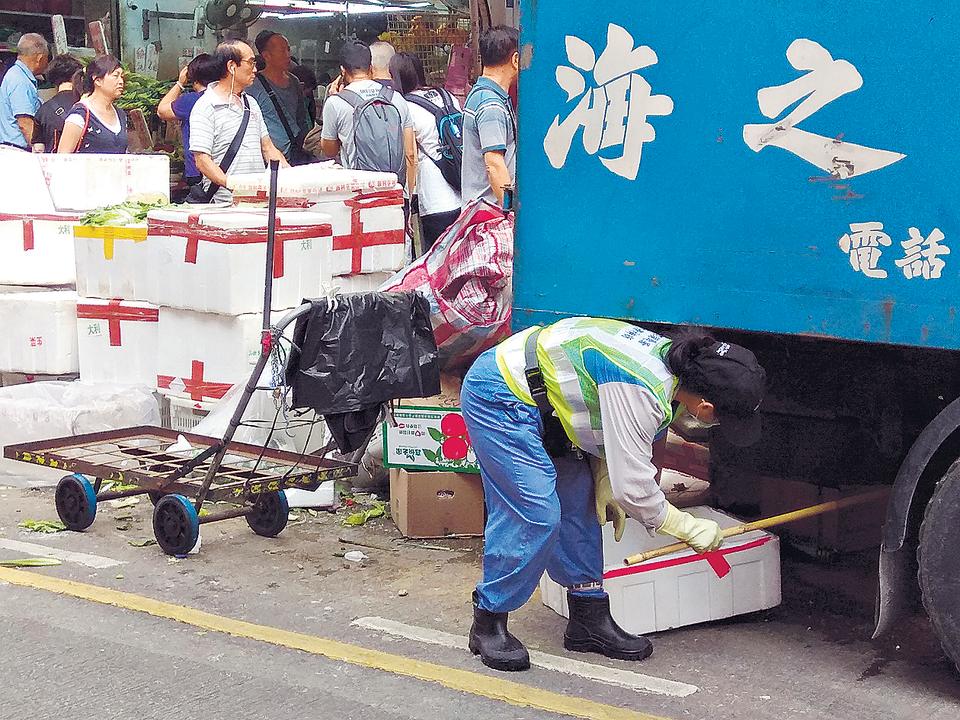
603 536 773 581
330 190 405 274
0 213 81 252
77 299 159 347
147 215 332 279
157 360 233 402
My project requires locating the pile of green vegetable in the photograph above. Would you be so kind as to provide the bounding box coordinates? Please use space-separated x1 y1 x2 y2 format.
117 70 173 124
81 199 170 227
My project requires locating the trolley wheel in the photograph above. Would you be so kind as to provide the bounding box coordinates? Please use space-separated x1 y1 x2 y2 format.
55 473 97 531
246 490 289 538
148 491 164 506
152 494 200 556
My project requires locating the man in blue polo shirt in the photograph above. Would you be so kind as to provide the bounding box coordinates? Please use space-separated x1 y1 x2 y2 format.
461 26 519 207
0 34 49 149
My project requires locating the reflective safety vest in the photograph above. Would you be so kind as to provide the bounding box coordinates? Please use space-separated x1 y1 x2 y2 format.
495 318 677 456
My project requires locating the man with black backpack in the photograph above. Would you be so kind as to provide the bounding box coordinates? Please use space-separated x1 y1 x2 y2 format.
320 41 416 194
390 51 464 253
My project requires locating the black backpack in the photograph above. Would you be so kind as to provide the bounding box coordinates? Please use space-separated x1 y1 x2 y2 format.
404 88 464 192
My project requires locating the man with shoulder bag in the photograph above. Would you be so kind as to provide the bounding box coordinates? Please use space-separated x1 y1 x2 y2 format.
247 31 312 166
188 40 287 205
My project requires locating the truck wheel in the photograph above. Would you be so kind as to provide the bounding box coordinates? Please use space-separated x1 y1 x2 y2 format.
918 459 960 671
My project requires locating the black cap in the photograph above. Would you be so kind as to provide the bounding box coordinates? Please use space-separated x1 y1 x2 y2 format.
683 341 766 447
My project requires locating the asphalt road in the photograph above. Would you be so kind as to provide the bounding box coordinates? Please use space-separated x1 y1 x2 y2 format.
1 479 959 720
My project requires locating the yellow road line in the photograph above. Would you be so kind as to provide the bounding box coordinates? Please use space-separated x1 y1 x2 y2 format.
0 567 670 720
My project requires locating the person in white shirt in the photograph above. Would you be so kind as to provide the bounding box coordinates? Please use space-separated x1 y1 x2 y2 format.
390 52 462 253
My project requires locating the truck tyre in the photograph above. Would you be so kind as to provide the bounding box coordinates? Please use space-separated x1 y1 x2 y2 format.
918 459 960 672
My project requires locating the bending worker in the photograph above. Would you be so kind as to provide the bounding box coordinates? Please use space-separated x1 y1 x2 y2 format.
460 318 766 671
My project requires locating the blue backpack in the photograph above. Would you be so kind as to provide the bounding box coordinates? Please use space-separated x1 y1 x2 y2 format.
405 88 464 192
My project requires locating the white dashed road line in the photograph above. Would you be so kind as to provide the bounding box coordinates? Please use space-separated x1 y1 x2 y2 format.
0 538 124 569
352 616 699 698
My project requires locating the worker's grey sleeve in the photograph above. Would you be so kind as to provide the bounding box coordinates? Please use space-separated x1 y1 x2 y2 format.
598 382 669 531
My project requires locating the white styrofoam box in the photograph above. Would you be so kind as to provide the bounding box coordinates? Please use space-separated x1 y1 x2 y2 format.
0 212 81 286
73 223 151 301
314 189 406 276
0 149 56 214
0 291 78 374
662 468 711 508
146 207 334 314
39 154 170 211
156 307 282 403
539 507 781 635
76 298 159 386
0 381 160 484
331 272 393 294
230 167 406 276
230 164 400 202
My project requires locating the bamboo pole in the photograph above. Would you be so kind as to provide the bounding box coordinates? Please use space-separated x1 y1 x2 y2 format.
623 488 889 566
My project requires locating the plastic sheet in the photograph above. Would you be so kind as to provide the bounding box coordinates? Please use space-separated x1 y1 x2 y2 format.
285 292 440 451
0 381 160 484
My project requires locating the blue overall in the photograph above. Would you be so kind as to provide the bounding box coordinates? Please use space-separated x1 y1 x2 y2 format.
461 348 605 613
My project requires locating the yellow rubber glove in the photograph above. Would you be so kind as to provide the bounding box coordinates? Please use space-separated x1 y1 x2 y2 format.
589 456 627 542
656 503 723 553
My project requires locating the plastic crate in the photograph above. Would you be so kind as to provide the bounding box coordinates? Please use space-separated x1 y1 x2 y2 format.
159 394 215 433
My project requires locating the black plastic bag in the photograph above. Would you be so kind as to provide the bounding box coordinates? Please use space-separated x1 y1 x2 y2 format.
285 292 440 450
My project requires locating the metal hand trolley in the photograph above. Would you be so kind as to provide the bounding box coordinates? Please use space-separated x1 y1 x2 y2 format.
3 161 371 555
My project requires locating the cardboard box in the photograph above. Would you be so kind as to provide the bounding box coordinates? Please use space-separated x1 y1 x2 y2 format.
661 429 710 480
390 467 485 538
540 506 781 635
0 213 81 286
147 207 334 314
758 477 888 554
0 290 78 374
76 298 159 386
383 374 480 473
0 372 79 386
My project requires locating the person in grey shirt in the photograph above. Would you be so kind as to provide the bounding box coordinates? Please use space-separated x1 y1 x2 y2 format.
461 26 519 207
247 30 308 164
189 40 287 203
321 41 416 192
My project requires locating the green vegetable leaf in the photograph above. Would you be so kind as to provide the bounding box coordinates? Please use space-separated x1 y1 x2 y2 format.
0 557 62 567
428 427 444 442
127 539 157 547
18 519 67 533
423 449 437 463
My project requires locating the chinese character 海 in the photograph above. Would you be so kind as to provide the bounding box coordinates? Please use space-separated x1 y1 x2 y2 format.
838 222 892 279
743 39 905 179
543 23 674 180
895 227 950 280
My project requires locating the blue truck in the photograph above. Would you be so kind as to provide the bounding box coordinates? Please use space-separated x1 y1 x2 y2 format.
514 2 960 669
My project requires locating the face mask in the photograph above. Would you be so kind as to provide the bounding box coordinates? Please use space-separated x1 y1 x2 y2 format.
680 404 719 431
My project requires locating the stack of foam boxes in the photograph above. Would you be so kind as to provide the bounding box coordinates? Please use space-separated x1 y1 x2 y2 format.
231 165 407 295
0 151 169 386
74 204 336 430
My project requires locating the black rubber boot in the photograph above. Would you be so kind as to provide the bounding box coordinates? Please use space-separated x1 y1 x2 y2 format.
563 592 653 661
468 592 531 671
